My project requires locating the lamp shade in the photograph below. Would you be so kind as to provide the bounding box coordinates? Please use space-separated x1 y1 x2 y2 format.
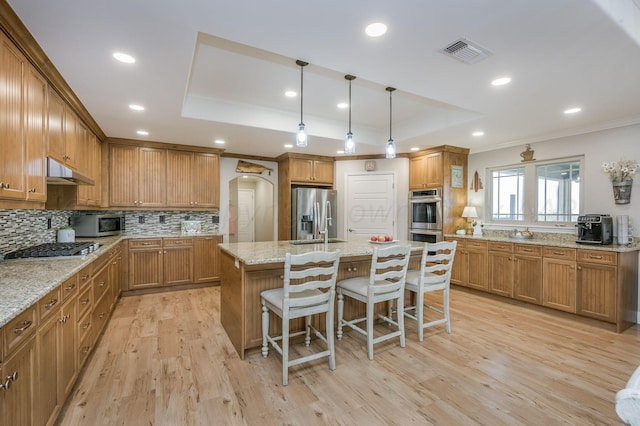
461 206 478 219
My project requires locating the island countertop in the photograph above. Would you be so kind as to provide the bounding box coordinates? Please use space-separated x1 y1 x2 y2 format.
218 238 425 265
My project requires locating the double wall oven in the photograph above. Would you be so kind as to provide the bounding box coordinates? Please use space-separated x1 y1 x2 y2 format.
409 188 442 243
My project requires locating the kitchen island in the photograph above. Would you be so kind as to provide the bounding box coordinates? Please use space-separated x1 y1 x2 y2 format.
218 239 424 359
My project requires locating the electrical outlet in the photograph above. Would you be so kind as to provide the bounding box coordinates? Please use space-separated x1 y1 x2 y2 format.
184 215 190 220
138 216 145 224
159 215 165 223
212 215 219 224
47 217 52 229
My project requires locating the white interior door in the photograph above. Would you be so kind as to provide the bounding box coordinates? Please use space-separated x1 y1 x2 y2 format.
344 173 396 240
238 189 255 242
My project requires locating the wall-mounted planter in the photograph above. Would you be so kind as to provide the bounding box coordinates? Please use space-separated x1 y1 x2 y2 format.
612 180 633 204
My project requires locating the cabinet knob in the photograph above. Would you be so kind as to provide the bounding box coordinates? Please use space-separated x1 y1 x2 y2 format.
82 346 91 354
577 266 582 270
45 298 58 309
65 283 76 291
81 298 90 305
97 281 105 287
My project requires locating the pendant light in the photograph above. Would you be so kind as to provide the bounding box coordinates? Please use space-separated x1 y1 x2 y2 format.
385 86 396 159
344 74 356 154
295 60 308 147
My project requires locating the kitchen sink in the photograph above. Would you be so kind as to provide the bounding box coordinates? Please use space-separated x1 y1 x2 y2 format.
289 238 347 245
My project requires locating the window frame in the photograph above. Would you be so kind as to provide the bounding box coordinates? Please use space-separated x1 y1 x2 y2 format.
486 156 584 226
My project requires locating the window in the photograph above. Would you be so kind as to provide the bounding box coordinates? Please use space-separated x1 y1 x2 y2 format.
489 157 582 224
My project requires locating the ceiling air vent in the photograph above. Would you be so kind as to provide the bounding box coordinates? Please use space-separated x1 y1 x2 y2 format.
441 38 492 64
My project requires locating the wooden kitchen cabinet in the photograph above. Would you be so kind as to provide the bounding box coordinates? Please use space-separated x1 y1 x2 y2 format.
1 335 36 426
76 130 102 207
24 65 47 203
59 296 78 399
194 235 223 283
289 157 334 184
542 247 577 313
61 104 78 170
409 152 443 189
513 244 543 304
109 144 166 208
128 238 194 289
577 249 617 322
0 31 27 201
36 291 62 426
166 150 220 209
467 240 488 291
488 242 514 297
448 238 468 286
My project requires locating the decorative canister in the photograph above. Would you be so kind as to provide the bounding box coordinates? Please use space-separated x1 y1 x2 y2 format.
57 227 75 243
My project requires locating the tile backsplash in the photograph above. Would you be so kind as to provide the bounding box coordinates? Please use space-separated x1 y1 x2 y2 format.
0 209 220 257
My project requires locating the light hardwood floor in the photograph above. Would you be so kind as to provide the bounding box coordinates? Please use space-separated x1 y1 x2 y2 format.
58 286 640 425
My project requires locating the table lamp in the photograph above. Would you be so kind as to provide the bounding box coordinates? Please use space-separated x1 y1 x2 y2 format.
461 206 478 235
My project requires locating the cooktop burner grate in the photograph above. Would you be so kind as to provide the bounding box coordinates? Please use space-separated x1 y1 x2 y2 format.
4 241 96 259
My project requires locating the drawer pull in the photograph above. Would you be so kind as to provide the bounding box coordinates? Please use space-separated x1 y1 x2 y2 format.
98 312 106 319
45 298 58 309
14 320 33 334
81 298 90 305
81 346 91 354
552 251 565 256
523 248 533 252
81 274 90 280
97 281 106 287
65 283 76 291
588 255 604 260
82 322 90 330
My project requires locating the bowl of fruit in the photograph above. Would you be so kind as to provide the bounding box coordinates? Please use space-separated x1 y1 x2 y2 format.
369 234 397 245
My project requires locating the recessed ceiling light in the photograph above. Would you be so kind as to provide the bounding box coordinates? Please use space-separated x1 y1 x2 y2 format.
113 52 135 64
284 144 293 149
136 130 149 136
337 102 349 109
472 131 485 137
365 23 387 37
491 77 511 86
336 150 345 154
564 107 582 114
285 91 297 98
214 139 225 145
410 147 420 151
129 104 144 111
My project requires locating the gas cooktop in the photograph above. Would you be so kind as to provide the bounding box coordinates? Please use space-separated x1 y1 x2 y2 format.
4 241 98 259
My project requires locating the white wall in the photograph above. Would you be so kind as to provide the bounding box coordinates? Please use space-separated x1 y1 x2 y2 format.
220 157 278 242
468 123 640 233
334 158 410 240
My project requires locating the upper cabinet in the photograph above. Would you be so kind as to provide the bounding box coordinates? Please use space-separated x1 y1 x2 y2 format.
24 66 47 202
48 88 80 170
409 152 443 189
166 150 219 209
287 157 334 185
0 31 27 201
109 142 221 210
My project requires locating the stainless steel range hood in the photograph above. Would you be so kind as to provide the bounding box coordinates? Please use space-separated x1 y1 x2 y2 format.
46 158 94 185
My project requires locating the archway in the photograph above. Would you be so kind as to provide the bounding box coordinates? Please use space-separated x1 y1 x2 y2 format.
228 175 275 242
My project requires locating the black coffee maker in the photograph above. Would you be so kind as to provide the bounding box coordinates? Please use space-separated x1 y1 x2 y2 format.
576 214 613 244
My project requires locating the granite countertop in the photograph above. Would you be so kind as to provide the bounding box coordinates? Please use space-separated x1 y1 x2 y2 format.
444 233 640 252
218 238 425 265
0 232 223 328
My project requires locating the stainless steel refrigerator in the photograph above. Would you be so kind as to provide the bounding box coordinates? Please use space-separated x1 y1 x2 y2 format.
291 188 338 240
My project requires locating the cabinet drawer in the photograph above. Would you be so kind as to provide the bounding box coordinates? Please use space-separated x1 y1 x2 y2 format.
489 241 513 253
129 239 162 249
445 237 466 249
467 240 488 250
163 238 193 247
38 287 61 323
514 244 542 256
77 264 93 290
78 308 92 344
543 247 576 261
577 249 617 265
3 305 37 356
61 274 78 302
93 265 110 302
78 285 93 319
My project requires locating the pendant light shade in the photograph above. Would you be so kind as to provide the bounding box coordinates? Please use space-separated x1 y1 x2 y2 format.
386 87 396 159
295 60 308 147
344 74 356 154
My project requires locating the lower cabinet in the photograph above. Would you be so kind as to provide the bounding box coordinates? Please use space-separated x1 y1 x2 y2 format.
488 242 514 297
467 240 488 291
513 244 543 304
1 335 36 426
542 247 577 313
577 249 618 322
128 236 221 291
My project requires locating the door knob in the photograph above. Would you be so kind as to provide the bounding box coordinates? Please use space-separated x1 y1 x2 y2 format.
348 228 354 232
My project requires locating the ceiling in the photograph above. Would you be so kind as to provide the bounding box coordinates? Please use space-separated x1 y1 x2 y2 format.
8 0 640 158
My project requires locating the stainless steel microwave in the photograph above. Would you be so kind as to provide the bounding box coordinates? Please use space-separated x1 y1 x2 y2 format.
70 214 125 237
409 188 442 231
